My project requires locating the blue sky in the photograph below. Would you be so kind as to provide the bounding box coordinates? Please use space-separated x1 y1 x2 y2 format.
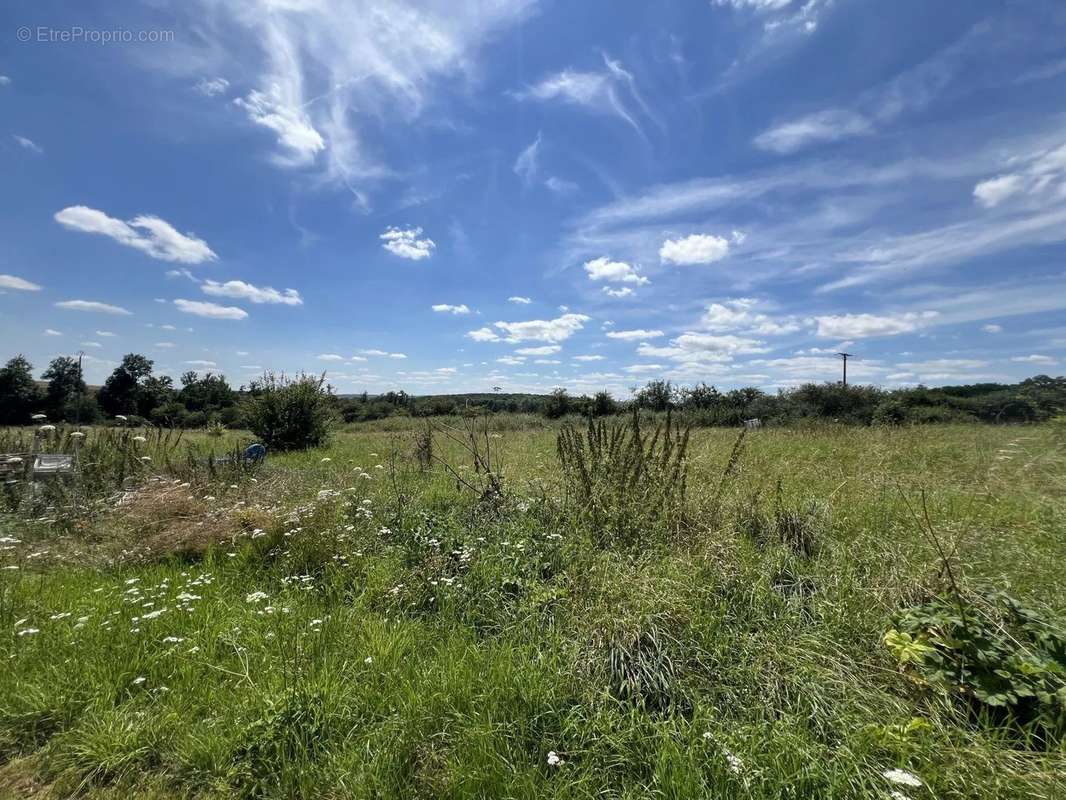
2 0 1066 396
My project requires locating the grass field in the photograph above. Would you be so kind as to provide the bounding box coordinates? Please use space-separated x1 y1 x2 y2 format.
0 420 1064 798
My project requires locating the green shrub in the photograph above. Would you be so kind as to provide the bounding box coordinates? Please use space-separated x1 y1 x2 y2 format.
242 372 335 451
885 590 1066 743
557 411 689 546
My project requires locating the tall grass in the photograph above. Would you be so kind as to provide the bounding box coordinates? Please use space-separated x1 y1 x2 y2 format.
0 423 1062 798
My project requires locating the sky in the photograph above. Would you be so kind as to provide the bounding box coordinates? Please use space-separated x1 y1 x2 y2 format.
2 0 1066 397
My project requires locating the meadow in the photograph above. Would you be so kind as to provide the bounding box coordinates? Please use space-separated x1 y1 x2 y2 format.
0 418 1063 799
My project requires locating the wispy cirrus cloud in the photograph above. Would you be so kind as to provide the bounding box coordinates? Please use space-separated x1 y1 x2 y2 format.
180 0 536 201
516 53 656 138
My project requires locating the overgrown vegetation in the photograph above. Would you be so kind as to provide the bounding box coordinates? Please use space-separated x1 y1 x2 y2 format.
2 351 1063 430
0 420 1063 798
243 373 335 451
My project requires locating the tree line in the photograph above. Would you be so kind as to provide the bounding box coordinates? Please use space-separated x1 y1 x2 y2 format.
1 352 1063 428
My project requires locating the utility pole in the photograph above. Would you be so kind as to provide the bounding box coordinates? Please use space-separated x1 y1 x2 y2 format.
837 352 854 386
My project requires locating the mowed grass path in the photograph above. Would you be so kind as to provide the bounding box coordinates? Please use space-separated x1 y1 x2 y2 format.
0 422 1063 798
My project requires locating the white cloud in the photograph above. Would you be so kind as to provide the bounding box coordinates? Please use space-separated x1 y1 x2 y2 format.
606 329 664 341
982 324 1003 333
972 142 1066 208
80 341 102 348
534 359 561 365
515 345 560 356
316 354 345 361
508 296 532 305
0 75 10 86
202 279 303 306
0 274 42 291
638 332 769 363
702 298 800 335
517 54 653 137
155 342 176 348
814 311 937 339
622 364 665 374
355 349 406 359
13 135 43 155
584 256 648 285
466 327 499 342
432 303 470 315
195 76 229 97
234 86 325 166
184 359 218 367
190 0 534 195
470 313 590 344
492 313 590 344
513 133 541 185
573 355 604 362
95 330 116 337
497 356 525 366
659 233 730 265
973 174 1025 208
55 299 132 315
380 226 435 260
173 299 248 320
43 329 62 336
602 287 635 298
54 206 216 264
1010 354 1057 364
754 109 872 154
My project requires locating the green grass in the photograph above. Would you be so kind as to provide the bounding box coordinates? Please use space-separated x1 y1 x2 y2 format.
0 421 1063 798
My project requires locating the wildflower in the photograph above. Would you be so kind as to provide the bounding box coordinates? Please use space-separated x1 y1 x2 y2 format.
39 424 56 433
70 431 85 439
140 456 151 462
321 457 332 463
17 628 39 636
882 769 922 788
132 676 147 685
116 415 128 422
141 608 166 620
546 751 564 767
31 414 47 421
364 656 373 664
162 636 184 643
133 435 147 443
203 495 215 501
245 591 269 603
723 750 744 775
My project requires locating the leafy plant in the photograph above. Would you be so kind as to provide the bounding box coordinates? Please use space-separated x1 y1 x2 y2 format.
242 372 335 451
886 590 1066 742
556 411 690 546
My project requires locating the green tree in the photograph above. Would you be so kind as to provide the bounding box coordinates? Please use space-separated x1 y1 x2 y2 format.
543 387 572 419
178 371 235 414
591 390 617 417
41 356 88 420
98 353 155 417
634 379 675 412
0 355 42 425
